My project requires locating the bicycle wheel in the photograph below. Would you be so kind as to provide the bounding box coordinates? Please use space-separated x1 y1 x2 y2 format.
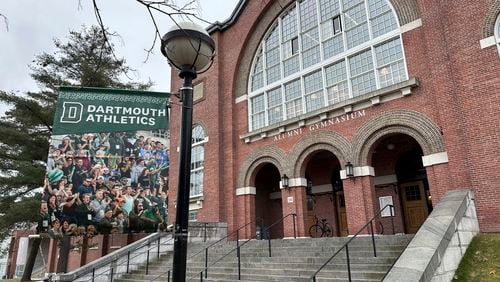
323 223 333 237
309 224 321 238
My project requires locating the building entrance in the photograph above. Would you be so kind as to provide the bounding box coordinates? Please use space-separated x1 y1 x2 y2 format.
400 181 428 233
254 163 283 239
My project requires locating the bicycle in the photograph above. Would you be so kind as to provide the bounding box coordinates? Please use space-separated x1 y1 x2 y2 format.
309 216 333 237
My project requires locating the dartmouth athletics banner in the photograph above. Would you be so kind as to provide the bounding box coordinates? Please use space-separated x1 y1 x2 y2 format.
41 86 171 235
53 86 169 135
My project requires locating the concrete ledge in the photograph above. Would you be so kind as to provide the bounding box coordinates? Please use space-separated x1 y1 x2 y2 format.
384 189 479 282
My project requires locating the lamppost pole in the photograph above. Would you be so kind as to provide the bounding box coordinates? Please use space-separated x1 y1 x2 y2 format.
161 21 215 282
172 70 195 281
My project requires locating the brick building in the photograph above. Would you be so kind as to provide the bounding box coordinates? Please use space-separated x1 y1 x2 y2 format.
167 0 500 238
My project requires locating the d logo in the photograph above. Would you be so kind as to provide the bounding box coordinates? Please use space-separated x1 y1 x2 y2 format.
60 102 83 123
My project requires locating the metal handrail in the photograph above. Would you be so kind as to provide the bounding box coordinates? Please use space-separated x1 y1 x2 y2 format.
310 204 394 282
84 235 174 282
261 213 297 257
188 213 297 281
149 218 262 281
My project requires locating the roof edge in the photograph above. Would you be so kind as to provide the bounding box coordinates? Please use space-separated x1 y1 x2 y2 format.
207 0 247 33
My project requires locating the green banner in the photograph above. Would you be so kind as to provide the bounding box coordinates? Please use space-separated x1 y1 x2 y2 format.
53 87 169 135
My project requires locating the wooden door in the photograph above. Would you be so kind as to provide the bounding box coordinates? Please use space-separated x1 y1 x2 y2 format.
336 192 348 236
400 181 428 233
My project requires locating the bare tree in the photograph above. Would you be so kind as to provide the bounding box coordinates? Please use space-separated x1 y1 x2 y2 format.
92 0 213 63
0 12 8 31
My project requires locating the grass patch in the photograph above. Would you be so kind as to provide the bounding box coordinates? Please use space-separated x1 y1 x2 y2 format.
454 233 500 281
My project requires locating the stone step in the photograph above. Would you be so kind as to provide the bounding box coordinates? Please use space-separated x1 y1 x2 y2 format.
114 235 411 282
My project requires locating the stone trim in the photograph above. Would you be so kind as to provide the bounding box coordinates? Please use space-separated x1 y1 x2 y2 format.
236 145 287 187
240 78 419 143
480 36 497 49
235 94 247 104
422 152 449 167
385 190 479 281
340 166 375 179
235 187 256 196
289 131 351 177
351 109 446 166
280 178 307 189
400 18 422 33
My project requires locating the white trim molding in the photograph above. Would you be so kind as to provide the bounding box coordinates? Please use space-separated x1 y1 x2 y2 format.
235 94 248 104
422 152 449 167
480 36 496 49
235 187 256 196
340 166 375 179
400 19 422 33
280 177 307 189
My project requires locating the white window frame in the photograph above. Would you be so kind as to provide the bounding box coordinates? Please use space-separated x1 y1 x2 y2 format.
190 125 208 198
247 0 408 132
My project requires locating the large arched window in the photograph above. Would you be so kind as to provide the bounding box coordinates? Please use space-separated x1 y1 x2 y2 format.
496 14 500 56
248 0 408 131
190 125 207 197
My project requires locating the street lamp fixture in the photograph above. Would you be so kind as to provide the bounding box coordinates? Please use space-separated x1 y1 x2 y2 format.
161 21 215 282
345 162 354 178
281 174 290 189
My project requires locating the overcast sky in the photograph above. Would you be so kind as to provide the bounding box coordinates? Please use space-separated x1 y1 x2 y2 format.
0 0 239 116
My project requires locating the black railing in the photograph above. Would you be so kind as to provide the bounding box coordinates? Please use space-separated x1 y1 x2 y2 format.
83 233 174 282
310 204 394 282
189 213 297 281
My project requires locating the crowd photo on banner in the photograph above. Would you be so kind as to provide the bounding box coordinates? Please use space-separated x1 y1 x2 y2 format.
40 130 170 238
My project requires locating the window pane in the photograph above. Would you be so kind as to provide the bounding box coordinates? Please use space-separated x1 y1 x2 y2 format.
349 50 374 76
302 45 321 68
251 94 265 113
265 25 280 49
283 55 301 77
319 0 340 21
327 81 350 104
282 7 298 41
191 146 204 170
190 170 203 196
371 12 398 38
346 23 370 49
325 60 347 86
375 38 403 65
378 60 406 87
344 3 367 30
251 95 266 130
301 27 320 50
192 125 205 144
306 91 324 112
285 80 303 118
300 0 318 31
266 47 280 67
252 72 264 91
342 0 364 10
351 72 376 96
368 0 391 18
266 64 281 84
304 71 323 93
267 87 282 107
267 94 282 125
323 35 344 59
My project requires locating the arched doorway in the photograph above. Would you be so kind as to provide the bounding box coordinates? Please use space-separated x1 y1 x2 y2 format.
303 150 347 237
371 134 432 234
254 163 283 239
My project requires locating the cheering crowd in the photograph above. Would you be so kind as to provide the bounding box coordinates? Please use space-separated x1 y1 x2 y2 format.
40 132 169 237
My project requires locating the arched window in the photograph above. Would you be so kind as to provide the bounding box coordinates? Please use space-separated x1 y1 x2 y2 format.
496 14 500 56
248 0 408 131
190 125 207 197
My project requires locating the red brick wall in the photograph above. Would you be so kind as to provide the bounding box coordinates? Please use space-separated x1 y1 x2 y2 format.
167 0 500 235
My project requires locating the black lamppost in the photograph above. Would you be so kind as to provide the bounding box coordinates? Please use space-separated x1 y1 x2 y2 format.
161 22 215 281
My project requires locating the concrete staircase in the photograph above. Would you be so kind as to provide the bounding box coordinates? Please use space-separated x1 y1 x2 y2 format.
115 235 412 282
